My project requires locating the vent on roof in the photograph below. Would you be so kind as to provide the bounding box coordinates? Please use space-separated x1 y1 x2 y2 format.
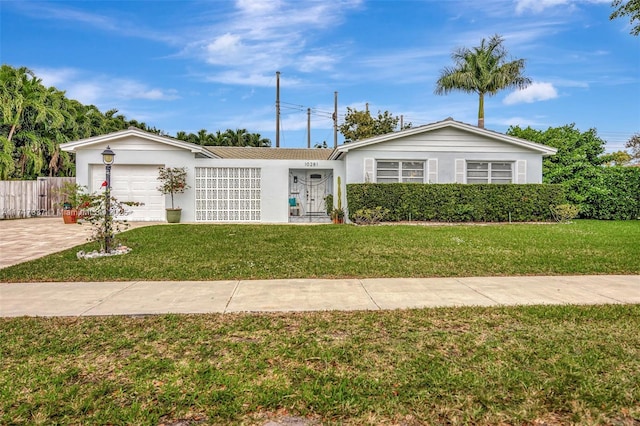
444 117 454 121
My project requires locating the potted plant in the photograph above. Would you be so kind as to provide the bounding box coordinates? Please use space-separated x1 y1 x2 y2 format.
331 176 345 224
330 207 345 224
55 182 91 224
157 166 190 223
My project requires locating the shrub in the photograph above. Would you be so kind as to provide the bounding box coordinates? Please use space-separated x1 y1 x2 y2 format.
81 193 142 252
581 167 640 220
352 206 390 225
550 204 580 223
347 183 566 222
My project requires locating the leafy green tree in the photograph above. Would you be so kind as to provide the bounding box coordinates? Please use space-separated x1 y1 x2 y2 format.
339 107 411 142
610 0 640 36
507 124 606 210
600 150 632 166
435 34 531 128
625 132 640 163
0 64 163 179
0 65 65 178
246 132 271 147
175 128 270 147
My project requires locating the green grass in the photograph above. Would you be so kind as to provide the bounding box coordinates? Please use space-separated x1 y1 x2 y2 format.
1 305 639 425
1 220 639 282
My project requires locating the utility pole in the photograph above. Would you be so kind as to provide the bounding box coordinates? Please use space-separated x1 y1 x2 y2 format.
333 91 338 148
307 108 311 148
275 71 280 148
400 115 403 130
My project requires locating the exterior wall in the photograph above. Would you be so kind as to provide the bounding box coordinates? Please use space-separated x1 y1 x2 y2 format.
74 141 345 223
343 128 545 184
190 158 344 222
70 126 548 223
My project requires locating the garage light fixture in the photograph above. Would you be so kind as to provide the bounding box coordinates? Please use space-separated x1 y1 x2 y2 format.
101 145 115 165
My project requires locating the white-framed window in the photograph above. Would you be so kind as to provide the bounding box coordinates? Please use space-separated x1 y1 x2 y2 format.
376 160 425 183
466 161 513 184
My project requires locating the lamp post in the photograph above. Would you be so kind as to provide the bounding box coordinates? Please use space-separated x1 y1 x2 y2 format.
101 146 115 253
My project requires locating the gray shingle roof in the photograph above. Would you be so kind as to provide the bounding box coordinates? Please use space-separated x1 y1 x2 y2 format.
205 146 334 160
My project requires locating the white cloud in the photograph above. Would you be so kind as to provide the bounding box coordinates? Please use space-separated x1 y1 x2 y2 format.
206 33 243 59
514 0 610 14
33 67 179 105
193 0 362 83
515 0 569 14
495 116 547 127
34 68 79 89
298 54 337 73
503 82 559 105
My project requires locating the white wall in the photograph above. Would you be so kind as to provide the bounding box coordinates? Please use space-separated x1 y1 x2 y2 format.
74 143 345 223
190 158 344 222
343 128 545 184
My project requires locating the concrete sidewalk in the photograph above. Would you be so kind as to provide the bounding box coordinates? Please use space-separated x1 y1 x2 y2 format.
1 275 639 317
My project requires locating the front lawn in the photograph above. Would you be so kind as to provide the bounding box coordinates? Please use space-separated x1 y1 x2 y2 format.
1 220 638 282
2 305 639 425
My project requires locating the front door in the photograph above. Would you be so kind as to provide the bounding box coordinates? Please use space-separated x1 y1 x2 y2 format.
305 171 328 215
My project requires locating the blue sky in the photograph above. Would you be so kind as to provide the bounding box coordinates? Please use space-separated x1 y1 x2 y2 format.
2 0 639 150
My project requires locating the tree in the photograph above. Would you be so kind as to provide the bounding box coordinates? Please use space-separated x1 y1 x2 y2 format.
339 107 411 142
507 124 606 212
610 0 640 36
0 65 65 178
0 65 164 179
600 150 632 166
435 34 531 128
625 132 640 163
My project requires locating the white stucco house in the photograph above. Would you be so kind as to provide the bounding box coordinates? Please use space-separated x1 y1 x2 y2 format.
60 118 556 223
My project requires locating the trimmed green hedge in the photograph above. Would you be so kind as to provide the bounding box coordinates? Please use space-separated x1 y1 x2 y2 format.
581 167 640 220
346 183 566 222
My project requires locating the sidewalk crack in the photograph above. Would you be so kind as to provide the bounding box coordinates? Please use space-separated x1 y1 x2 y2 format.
223 281 241 314
454 278 502 305
359 279 381 310
78 281 139 317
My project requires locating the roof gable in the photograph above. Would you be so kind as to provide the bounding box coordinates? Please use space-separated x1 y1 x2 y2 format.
329 118 557 159
60 127 217 158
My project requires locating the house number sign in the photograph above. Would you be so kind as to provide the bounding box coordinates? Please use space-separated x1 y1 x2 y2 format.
304 161 319 167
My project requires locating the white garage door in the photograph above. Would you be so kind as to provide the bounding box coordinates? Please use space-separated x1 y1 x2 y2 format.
91 165 165 221
195 167 261 222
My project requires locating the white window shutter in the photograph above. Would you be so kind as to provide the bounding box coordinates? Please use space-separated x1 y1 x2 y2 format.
516 160 526 183
364 158 374 182
455 159 465 183
427 159 438 183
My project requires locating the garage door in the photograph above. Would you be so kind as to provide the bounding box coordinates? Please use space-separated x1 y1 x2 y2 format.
91 165 165 221
195 167 261 222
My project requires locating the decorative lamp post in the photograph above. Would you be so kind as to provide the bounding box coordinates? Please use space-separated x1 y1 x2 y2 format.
101 146 115 253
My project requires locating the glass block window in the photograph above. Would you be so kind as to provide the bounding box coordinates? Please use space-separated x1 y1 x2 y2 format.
466 162 513 184
195 167 261 222
376 160 425 183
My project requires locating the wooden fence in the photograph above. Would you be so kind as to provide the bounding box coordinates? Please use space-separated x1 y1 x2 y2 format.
0 177 76 219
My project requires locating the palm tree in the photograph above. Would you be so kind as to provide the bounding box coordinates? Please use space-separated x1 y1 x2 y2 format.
195 129 210 146
224 128 249 146
246 132 271 147
1 65 64 143
435 34 531 128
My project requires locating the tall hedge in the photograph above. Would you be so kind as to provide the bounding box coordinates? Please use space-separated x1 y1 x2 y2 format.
582 167 640 220
346 183 566 222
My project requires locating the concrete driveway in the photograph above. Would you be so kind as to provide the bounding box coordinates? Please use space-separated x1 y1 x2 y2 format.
0 217 159 269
